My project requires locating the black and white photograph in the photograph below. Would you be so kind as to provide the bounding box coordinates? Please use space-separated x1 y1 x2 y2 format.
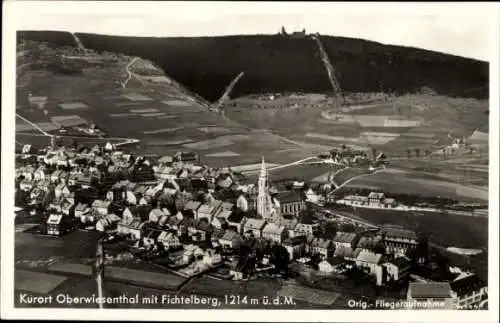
1 1 499 322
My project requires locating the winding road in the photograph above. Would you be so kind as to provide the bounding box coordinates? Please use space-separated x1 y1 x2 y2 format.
122 57 140 88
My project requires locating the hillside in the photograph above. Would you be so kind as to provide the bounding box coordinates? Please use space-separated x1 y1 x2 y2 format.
18 31 489 102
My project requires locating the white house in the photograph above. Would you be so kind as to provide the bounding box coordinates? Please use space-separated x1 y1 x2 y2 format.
383 256 411 283
355 250 384 286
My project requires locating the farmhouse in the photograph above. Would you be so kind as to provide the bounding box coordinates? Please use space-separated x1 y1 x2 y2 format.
92 200 111 216
309 237 333 258
219 229 242 249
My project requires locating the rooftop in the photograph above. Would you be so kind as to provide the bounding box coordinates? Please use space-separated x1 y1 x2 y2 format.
409 282 453 299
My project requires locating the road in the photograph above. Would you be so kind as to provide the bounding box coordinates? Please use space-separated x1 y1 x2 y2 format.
122 57 140 88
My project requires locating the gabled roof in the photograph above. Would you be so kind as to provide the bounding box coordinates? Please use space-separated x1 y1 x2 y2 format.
198 203 215 214
333 232 357 244
382 225 418 241
217 210 233 220
184 201 201 211
280 218 298 230
244 218 266 230
321 257 344 267
311 237 332 249
283 235 306 246
356 236 382 249
409 282 453 299
196 219 213 232
262 222 285 235
387 256 410 269
220 229 241 242
356 250 382 264
276 191 304 204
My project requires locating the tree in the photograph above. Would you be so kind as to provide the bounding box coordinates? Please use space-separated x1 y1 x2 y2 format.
415 148 420 159
371 148 377 160
406 149 411 159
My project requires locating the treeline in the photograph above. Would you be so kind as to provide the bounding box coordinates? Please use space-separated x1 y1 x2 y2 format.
17 31 489 101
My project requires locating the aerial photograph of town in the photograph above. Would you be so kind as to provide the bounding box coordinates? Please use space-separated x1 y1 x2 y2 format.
9 4 493 314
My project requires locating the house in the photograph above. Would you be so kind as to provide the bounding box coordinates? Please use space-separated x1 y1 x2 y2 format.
158 231 181 250
279 216 298 238
334 245 361 261
197 201 222 221
368 192 385 206
236 194 249 212
192 219 213 242
92 200 111 216
226 211 246 234
332 231 359 249
221 201 234 211
149 208 168 223
122 205 152 223
294 221 315 237
243 218 267 238
219 229 243 249
229 257 250 280
318 257 345 273
276 191 306 217
50 170 63 183
356 236 383 252
183 201 201 218
305 188 321 203
381 225 419 255
74 203 90 220
21 165 36 180
407 282 455 309
282 236 306 260
355 250 384 286
75 173 93 188
211 216 228 231
60 198 75 216
202 249 222 267
262 223 287 244
125 219 144 240
174 151 199 164
55 183 71 198
450 273 487 309
383 256 411 283
310 238 333 258
20 179 34 192
46 213 64 236
143 229 163 248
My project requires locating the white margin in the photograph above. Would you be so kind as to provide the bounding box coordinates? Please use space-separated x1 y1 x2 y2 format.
2 2 499 322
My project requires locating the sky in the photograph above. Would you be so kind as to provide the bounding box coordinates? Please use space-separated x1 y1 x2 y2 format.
7 2 498 61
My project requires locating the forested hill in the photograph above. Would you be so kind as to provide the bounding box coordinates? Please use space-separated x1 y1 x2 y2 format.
18 30 489 101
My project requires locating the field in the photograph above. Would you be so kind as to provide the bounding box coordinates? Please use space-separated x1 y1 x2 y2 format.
341 170 488 202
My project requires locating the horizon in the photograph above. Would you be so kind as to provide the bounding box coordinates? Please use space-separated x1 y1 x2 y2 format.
8 2 496 62
18 29 489 63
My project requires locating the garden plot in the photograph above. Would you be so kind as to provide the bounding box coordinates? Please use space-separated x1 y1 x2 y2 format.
110 113 136 118
58 102 90 110
359 132 401 145
205 151 240 157
145 138 194 146
129 108 159 113
198 126 231 134
122 92 154 102
15 269 68 294
277 283 340 306
139 112 167 118
142 127 182 135
183 137 234 150
51 115 88 127
306 133 360 143
16 121 60 132
162 99 191 107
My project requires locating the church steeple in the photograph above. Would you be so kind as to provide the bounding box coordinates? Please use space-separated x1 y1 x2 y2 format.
260 156 267 178
257 156 271 219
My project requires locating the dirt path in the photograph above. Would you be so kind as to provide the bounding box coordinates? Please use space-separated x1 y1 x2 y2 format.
122 57 140 88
